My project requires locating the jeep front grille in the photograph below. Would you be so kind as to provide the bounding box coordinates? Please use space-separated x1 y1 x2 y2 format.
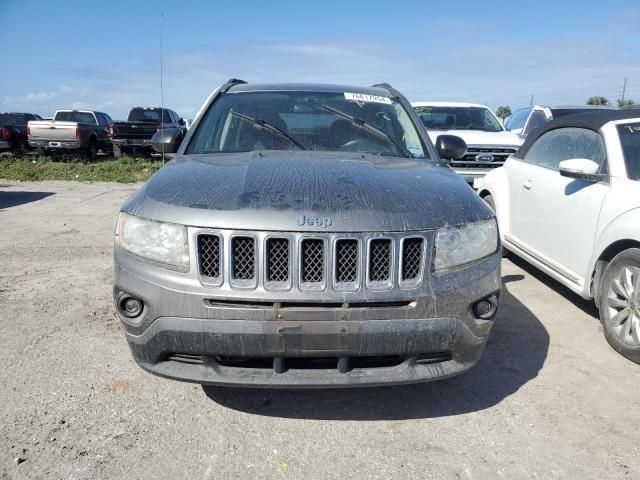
301 239 325 284
369 239 391 282
198 234 221 279
401 238 423 281
195 230 429 292
335 239 359 283
231 237 255 281
266 238 289 282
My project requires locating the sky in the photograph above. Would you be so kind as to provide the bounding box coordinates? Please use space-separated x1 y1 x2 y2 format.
1 0 639 120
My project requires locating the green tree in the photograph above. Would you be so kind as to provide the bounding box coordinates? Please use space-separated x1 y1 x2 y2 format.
586 96 609 106
495 105 512 120
617 99 635 107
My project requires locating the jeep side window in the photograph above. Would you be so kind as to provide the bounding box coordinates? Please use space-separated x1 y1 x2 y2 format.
525 127 606 171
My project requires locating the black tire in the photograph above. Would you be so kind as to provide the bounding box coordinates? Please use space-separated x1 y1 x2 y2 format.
483 194 508 258
113 144 122 158
11 138 28 157
87 138 98 160
598 248 640 364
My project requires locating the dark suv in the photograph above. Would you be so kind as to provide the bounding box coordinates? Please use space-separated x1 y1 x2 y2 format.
113 80 501 388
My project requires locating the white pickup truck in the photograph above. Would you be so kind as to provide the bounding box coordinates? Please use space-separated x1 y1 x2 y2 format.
412 102 523 187
28 109 113 159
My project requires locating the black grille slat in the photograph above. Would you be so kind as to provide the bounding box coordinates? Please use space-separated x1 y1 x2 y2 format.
267 238 289 282
231 237 255 280
336 239 358 283
402 238 423 281
369 239 391 282
302 239 324 283
198 235 221 278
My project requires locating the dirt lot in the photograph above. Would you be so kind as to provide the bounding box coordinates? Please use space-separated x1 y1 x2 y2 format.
1 180 639 480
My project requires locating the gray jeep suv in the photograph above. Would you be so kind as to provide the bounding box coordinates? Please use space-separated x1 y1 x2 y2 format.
113 80 501 388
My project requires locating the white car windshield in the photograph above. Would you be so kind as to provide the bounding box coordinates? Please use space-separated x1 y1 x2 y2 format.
415 105 503 132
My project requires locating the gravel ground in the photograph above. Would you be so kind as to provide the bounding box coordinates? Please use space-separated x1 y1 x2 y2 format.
1 180 638 480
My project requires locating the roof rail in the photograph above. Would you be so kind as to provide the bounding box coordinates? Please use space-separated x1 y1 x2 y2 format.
220 78 247 93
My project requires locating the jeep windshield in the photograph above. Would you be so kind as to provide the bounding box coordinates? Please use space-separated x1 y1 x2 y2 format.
186 91 427 158
414 106 503 132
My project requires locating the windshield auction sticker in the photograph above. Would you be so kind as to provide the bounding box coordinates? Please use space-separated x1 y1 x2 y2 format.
344 92 392 104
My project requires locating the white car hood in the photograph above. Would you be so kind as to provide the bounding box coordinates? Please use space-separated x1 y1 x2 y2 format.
427 129 523 147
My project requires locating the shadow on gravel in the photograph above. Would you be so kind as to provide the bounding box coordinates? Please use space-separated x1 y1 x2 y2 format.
203 278 549 420
0 191 54 209
507 255 599 319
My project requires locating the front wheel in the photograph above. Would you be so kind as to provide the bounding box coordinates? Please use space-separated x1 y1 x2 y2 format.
598 248 640 364
87 139 98 160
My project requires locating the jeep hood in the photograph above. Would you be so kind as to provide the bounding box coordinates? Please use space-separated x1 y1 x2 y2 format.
122 151 492 232
427 130 523 148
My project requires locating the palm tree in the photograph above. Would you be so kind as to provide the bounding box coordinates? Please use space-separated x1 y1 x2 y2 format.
586 96 609 106
495 105 512 120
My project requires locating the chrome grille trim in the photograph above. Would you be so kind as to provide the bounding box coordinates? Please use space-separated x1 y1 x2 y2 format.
197 234 223 286
367 238 393 290
450 145 519 170
299 238 327 291
264 236 291 291
193 229 432 295
400 237 425 289
334 238 361 292
230 236 257 288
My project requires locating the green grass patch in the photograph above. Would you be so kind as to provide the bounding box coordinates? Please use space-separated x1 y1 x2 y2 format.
0 155 164 183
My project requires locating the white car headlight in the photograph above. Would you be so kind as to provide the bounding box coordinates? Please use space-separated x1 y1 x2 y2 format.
434 219 498 271
117 213 189 268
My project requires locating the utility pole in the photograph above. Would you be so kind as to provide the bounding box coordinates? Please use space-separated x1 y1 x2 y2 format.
621 77 627 103
530 95 534 107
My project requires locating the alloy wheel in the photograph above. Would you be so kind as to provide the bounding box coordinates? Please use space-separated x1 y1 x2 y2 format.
605 265 640 345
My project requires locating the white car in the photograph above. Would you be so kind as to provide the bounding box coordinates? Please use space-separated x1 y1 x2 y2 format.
505 105 616 139
476 110 640 363
412 102 522 186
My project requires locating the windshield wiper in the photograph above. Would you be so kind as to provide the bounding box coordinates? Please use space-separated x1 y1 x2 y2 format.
319 105 412 158
230 111 307 150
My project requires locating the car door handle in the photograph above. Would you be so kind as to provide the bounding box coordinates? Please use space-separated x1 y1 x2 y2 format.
523 179 533 190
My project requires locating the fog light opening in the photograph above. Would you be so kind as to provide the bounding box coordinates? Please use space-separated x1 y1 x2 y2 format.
118 294 144 318
472 295 498 320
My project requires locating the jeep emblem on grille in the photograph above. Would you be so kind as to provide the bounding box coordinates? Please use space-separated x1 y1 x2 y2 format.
475 154 495 162
298 214 332 228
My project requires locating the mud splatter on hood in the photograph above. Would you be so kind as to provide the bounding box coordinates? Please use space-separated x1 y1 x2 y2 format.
122 151 492 232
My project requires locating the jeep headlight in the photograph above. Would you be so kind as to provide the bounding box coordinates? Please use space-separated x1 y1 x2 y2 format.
434 219 498 271
117 213 189 268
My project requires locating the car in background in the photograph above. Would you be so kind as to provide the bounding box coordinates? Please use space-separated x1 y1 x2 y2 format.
505 105 617 139
109 107 186 156
0 112 42 155
28 110 113 159
412 102 522 187
476 110 640 364
113 79 502 388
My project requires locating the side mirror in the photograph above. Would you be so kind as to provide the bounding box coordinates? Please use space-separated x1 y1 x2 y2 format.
151 128 183 154
435 134 467 160
178 117 185 126
558 158 603 181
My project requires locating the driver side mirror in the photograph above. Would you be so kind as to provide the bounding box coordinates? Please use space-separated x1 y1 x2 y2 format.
435 134 467 160
558 158 604 181
151 127 183 154
178 117 186 126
